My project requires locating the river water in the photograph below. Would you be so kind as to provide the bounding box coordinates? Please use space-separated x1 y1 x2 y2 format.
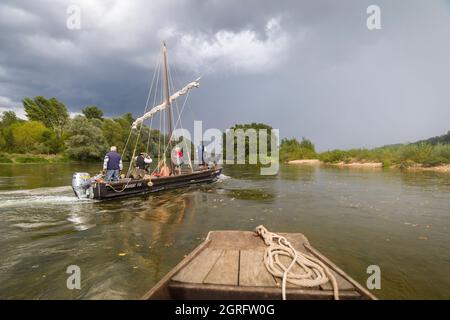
0 163 449 299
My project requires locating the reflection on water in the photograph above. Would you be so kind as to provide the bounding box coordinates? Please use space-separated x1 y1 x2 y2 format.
0 163 449 299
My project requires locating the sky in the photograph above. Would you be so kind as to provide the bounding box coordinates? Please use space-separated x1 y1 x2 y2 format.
1 0 450 150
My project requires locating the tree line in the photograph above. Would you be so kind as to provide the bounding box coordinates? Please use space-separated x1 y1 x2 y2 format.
0 96 166 162
1 96 449 167
279 134 450 168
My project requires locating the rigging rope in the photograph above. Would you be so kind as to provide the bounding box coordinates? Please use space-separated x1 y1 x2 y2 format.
160 89 191 164
145 116 154 155
168 63 194 172
125 55 162 178
254 225 339 300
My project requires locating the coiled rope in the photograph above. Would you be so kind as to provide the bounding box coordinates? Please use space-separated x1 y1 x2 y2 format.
255 225 339 300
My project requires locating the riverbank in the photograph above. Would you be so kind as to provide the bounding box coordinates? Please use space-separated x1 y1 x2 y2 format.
287 159 383 168
403 164 450 173
287 159 321 165
0 153 72 164
287 158 450 173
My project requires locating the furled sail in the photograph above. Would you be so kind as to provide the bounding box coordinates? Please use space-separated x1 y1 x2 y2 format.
132 78 200 129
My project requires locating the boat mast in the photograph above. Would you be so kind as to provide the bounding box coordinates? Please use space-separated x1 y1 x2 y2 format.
162 42 175 174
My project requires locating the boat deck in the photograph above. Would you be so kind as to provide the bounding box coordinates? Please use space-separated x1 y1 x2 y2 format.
143 231 377 300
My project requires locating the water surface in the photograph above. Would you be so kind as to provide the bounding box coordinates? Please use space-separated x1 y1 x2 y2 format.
0 163 449 299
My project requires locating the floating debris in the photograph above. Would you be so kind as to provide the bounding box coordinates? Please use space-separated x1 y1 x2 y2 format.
418 236 428 240
118 252 127 256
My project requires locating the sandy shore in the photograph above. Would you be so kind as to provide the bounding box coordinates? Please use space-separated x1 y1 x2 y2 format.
287 159 321 165
287 159 450 173
331 162 383 168
405 164 450 173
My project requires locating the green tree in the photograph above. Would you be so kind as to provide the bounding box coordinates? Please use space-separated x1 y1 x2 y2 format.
36 131 65 155
102 118 125 150
65 116 108 160
280 137 317 162
223 123 276 162
82 105 104 120
299 137 315 152
10 121 49 153
23 96 69 138
1 111 20 127
0 111 23 151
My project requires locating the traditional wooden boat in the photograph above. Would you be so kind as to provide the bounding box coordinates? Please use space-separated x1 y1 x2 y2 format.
72 42 222 200
143 230 377 300
73 166 221 200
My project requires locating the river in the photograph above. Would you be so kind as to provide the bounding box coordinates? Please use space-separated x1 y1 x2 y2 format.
0 163 449 299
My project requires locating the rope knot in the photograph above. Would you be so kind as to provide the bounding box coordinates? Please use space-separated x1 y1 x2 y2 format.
254 225 339 300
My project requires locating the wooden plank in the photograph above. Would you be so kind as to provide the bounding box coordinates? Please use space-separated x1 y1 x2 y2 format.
144 230 376 300
204 250 239 285
207 231 310 252
280 233 310 254
319 269 355 291
168 282 363 300
172 248 222 284
142 236 211 300
304 243 377 299
239 250 277 287
208 231 265 251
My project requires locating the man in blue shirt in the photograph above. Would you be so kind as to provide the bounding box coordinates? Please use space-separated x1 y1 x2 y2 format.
103 146 123 182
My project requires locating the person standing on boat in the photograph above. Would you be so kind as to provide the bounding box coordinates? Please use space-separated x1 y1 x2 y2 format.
171 146 184 175
136 153 153 170
103 146 123 182
134 152 152 178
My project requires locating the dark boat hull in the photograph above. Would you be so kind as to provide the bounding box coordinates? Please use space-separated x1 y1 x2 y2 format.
91 167 222 200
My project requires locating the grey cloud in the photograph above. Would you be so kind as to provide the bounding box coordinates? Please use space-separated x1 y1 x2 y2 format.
1 0 450 150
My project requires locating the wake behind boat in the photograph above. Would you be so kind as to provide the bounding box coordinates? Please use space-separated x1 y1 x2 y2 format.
72 42 222 200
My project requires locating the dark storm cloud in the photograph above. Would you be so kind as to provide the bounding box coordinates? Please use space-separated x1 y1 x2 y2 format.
1 0 450 149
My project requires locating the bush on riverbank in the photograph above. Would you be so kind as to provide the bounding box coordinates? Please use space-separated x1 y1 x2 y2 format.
0 153 71 164
0 153 13 163
317 143 450 168
280 137 317 162
0 98 167 162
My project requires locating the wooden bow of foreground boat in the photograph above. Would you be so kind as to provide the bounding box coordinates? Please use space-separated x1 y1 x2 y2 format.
143 230 377 300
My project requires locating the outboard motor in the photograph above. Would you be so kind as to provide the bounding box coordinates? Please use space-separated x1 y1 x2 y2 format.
72 172 93 199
